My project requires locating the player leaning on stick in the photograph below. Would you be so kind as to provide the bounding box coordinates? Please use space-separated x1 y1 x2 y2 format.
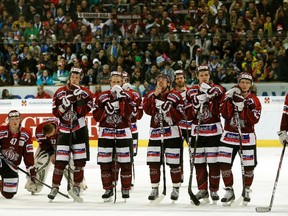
218 72 261 206
0 110 36 199
143 73 184 202
48 67 94 201
186 65 225 203
93 71 134 201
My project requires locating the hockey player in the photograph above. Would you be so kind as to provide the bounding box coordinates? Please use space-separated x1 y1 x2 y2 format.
122 82 143 157
218 72 261 206
93 71 134 201
187 65 225 203
0 110 36 199
143 73 184 202
173 70 193 183
48 67 94 202
278 94 288 145
25 118 58 194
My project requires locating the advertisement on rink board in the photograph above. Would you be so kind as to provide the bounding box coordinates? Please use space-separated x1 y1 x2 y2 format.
0 97 286 147
0 99 98 142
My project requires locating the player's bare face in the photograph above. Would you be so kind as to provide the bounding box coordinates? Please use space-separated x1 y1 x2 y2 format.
197 71 210 84
175 75 185 88
157 77 169 92
238 79 252 93
70 73 81 85
110 76 123 88
9 117 21 132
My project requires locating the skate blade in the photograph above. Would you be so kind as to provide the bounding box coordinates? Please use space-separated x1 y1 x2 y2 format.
68 189 83 203
242 201 249 206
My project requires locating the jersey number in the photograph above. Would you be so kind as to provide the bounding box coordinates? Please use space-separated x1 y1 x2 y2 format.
10 138 18 145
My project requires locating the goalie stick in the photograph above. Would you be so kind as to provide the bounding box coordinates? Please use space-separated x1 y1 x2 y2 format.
255 143 286 213
0 153 69 199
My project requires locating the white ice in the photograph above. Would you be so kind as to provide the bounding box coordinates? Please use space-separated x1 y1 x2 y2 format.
0 147 288 216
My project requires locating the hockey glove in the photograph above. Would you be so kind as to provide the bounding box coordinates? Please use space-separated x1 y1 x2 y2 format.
111 85 123 98
73 88 83 97
199 82 211 93
278 131 288 146
62 97 71 108
161 101 172 115
155 99 165 110
28 167 36 183
104 101 115 115
192 93 208 109
232 94 245 112
226 86 242 98
207 86 222 99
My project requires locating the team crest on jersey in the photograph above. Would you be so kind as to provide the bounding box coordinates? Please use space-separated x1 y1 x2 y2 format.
62 110 77 123
106 113 122 126
2 148 19 161
198 104 212 122
230 115 244 129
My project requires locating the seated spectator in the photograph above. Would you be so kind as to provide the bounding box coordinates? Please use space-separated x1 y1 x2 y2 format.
35 85 52 99
82 68 96 87
11 73 21 86
0 66 9 86
36 69 54 85
21 72 36 86
94 84 102 98
52 62 69 85
9 60 21 80
1 89 14 99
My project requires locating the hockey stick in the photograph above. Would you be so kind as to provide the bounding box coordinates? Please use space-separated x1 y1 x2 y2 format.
150 109 166 205
188 104 202 206
113 122 117 203
255 143 286 213
0 153 70 199
232 108 246 206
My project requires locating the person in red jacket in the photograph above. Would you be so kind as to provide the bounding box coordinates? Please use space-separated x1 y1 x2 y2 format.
35 84 52 99
0 110 36 199
143 73 184 202
218 72 262 206
93 71 134 201
48 67 94 202
186 65 225 204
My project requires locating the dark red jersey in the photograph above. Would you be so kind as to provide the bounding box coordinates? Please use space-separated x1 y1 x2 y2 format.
35 118 58 155
0 125 34 169
280 94 288 131
52 84 94 132
129 89 143 123
220 91 262 134
93 89 134 129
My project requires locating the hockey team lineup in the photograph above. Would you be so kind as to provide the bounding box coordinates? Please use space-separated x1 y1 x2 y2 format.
0 66 288 215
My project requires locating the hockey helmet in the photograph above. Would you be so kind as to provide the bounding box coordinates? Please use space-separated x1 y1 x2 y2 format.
197 64 210 74
8 110 20 118
238 72 253 84
174 70 185 77
70 67 83 75
156 73 171 83
110 71 123 77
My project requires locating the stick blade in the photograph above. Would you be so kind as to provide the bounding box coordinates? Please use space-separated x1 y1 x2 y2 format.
149 194 165 205
255 207 271 213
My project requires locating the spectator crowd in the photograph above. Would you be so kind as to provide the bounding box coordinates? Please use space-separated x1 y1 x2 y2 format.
0 0 288 97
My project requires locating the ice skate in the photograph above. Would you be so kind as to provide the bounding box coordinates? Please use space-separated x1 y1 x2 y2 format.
210 191 219 204
195 190 209 204
68 186 83 203
221 187 235 206
148 187 159 201
102 189 113 202
242 187 252 206
122 189 130 201
47 187 59 201
170 187 179 202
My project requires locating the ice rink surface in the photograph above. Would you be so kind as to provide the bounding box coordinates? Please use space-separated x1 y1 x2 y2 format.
0 147 288 216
